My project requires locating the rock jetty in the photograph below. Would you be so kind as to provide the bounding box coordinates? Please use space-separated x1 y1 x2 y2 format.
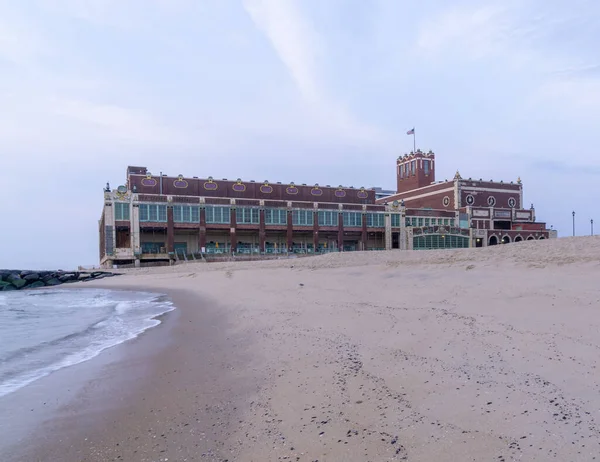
0 269 120 291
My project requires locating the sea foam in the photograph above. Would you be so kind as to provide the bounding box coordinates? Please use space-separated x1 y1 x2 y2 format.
0 288 174 398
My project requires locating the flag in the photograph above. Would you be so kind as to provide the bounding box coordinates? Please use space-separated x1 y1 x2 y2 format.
406 128 415 135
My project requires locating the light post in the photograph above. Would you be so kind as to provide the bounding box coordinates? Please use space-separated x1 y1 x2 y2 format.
572 211 576 236
592 219 594 236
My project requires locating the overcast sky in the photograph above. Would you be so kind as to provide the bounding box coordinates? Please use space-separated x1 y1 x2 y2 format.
1 0 599 269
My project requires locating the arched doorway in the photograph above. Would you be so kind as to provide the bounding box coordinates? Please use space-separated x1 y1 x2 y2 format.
539 236 545 240
526 236 535 241
502 235 511 244
475 238 483 248
514 236 523 242
489 235 498 246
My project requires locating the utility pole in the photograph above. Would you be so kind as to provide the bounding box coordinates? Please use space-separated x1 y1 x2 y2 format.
572 211 576 236
591 219 594 236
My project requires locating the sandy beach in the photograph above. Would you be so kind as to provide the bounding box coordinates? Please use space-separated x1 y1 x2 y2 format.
4 237 600 461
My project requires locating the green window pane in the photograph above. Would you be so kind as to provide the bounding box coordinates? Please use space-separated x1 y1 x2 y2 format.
343 212 362 227
318 210 338 226
114 202 130 221
158 205 167 222
236 207 260 224
293 210 314 226
148 205 158 221
206 206 230 224
173 206 182 222
265 208 287 225
139 204 148 221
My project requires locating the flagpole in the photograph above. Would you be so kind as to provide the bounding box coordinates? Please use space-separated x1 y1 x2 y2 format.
413 129 416 153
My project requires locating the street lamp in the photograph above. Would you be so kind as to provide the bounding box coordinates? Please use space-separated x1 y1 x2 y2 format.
572 211 576 236
592 219 594 236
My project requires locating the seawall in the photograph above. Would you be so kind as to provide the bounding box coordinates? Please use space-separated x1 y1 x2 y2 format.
0 269 120 291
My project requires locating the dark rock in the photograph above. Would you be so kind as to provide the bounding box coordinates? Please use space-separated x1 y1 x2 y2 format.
0 269 121 290
58 274 77 282
7 273 27 289
41 273 56 283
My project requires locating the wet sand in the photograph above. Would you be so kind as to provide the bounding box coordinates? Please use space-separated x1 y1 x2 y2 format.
3 237 600 461
1 289 262 462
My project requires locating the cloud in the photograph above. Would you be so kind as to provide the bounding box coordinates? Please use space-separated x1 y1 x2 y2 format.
242 0 322 103
242 0 386 145
532 160 600 176
52 98 186 145
533 77 600 112
416 5 510 60
38 0 194 29
0 7 52 67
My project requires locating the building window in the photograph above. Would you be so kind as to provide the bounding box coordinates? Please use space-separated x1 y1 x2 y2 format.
424 218 430 226
487 196 496 207
139 204 167 222
343 211 362 227
205 206 230 224
236 207 259 224
391 214 400 227
411 161 416 175
366 213 385 227
114 202 130 221
265 208 287 225
318 210 338 226
141 242 164 254
191 206 199 222
423 160 430 175
292 209 314 226
173 205 200 223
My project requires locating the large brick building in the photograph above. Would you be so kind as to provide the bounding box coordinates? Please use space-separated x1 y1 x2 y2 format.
99 150 552 267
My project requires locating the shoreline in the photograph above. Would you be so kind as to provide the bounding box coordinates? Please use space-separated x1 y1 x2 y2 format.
1 284 262 462
0 286 174 400
4 240 600 461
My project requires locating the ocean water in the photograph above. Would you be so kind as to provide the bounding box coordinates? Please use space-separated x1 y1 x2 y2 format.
0 288 175 398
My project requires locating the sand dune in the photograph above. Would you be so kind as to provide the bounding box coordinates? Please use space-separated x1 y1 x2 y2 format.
16 236 600 461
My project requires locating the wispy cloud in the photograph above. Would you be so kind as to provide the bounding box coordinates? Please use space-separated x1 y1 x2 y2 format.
532 159 600 176
1 0 600 266
242 0 386 145
242 0 321 103
416 5 510 60
52 98 187 145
